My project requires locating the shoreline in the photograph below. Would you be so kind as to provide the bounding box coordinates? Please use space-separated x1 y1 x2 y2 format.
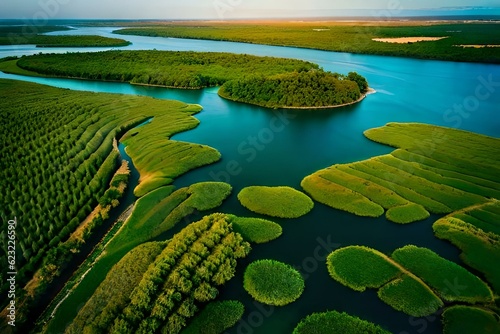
219 87 375 110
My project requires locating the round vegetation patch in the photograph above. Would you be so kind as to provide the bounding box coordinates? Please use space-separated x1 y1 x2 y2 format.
237 186 314 218
230 216 283 244
385 203 430 224
243 259 305 306
293 310 391 334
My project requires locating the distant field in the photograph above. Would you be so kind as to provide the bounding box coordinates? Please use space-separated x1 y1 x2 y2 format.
302 123 500 224
0 25 130 47
114 22 500 63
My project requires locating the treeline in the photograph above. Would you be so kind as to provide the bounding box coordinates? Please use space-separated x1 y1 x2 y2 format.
219 70 366 108
0 25 130 47
72 213 250 334
16 50 319 88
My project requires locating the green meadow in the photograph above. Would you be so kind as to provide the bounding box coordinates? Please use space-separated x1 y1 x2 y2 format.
237 186 314 218
181 301 244 334
243 259 305 306
230 216 283 244
302 123 500 224
115 22 500 63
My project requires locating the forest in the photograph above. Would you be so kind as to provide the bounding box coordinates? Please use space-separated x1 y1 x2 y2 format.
114 22 500 63
0 25 130 47
6 50 368 108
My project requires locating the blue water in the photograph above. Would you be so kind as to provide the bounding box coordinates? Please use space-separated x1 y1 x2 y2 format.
1 27 499 334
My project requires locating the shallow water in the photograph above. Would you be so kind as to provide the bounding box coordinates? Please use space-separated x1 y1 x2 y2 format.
1 27 499 333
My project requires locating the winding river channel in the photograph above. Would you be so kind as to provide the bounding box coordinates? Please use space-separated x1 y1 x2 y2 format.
2 26 500 333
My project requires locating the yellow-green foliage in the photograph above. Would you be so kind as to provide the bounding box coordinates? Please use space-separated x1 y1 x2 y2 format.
442 306 500 334
327 246 401 292
46 183 232 334
293 310 391 334
243 259 305 306
392 245 493 303
115 23 500 63
237 186 314 218
120 102 221 196
302 123 500 223
105 214 250 334
301 175 384 217
378 275 443 317
230 216 282 244
67 241 166 334
181 300 244 334
433 204 500 293
385 203 430 224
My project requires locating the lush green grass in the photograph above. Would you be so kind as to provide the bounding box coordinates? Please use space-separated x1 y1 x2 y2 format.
433 212 500 294
392 245 493 303
67 241 166 334
385 203 430 224
181 300 244 334
230 216 282 244
326 246 401 292
238 186 314 218
120 103 221 196
243 259 305 306
302 123 500 223
114 22 500 63
378 275 443 317
301 175 384 217
442 306 500 334
293 310 391 334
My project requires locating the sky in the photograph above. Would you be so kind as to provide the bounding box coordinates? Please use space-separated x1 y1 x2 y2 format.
1 0 499 20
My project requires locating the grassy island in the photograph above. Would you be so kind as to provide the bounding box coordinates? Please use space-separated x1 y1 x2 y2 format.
442 306 500 334
237 186 314 218
302 123 500 224
230 216 283 244
327 244 496 318
243 259 305 306
293 310 390 334
1 50 368 109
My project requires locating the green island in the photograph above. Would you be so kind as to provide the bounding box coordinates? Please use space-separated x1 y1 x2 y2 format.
442 306 500 334
181 300 244 334
293 310 391 334
67 213 250 334
302 123 500 224
327 244 496 321
433 201 500 293
114 22 500 63
0 25 130 47
243 259 305 306
230 216 283 244
0 50 368 109
237 186 314 218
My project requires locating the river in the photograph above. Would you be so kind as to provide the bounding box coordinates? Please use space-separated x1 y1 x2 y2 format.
1 26 499 334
